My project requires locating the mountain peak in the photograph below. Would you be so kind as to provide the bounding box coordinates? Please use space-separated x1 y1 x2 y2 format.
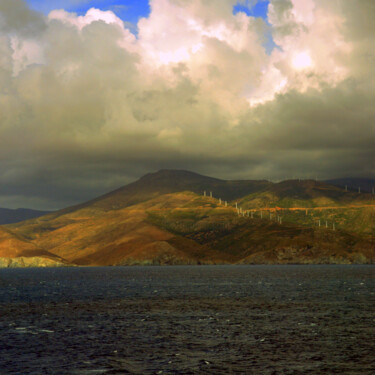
48 169 272 216
140 169 219 181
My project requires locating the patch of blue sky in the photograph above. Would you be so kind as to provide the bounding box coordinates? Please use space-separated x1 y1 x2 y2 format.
233 0 269 20
27 0 150 31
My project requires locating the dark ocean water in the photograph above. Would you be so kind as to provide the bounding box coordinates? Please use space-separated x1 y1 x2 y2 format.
0 265 374 375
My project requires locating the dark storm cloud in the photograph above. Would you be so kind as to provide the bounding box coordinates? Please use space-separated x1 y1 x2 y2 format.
0 0 374 209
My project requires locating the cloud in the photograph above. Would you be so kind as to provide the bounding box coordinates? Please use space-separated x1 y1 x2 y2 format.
0 0 46 36
0 0 374 209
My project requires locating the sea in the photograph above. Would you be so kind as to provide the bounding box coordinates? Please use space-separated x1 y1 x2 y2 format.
0 265 374 375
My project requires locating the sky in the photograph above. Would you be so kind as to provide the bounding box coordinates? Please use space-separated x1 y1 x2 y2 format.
0 0 374 210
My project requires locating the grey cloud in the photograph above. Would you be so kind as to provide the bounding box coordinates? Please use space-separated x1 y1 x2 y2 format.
268 0 302 40
0 0 46 36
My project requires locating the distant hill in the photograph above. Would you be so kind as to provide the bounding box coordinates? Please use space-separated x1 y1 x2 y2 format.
0 208 51 225
325 178 375 193
4 170 374 267
237 179 374 209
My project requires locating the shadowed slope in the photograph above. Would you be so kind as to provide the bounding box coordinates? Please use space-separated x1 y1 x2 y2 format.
325 178 375 193
147 200 375 264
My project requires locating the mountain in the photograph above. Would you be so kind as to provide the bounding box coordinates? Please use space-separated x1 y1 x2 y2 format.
2 170 375 266
325 178 375 193
51 169 271 217
0 208 51 225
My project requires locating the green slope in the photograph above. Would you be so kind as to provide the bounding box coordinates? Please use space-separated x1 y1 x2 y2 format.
236 179 374 208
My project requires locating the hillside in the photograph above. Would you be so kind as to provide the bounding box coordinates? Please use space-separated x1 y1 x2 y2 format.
8 192 235 266
235 179 375 235
3 170 375 266
237 179 374 209
0 227 68 267
148 204 374 264
0 208 51 225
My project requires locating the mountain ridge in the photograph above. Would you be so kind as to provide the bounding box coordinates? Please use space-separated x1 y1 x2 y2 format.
325 178 375 193
2 169 375 267
0 208 51 225
44 169 271 219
